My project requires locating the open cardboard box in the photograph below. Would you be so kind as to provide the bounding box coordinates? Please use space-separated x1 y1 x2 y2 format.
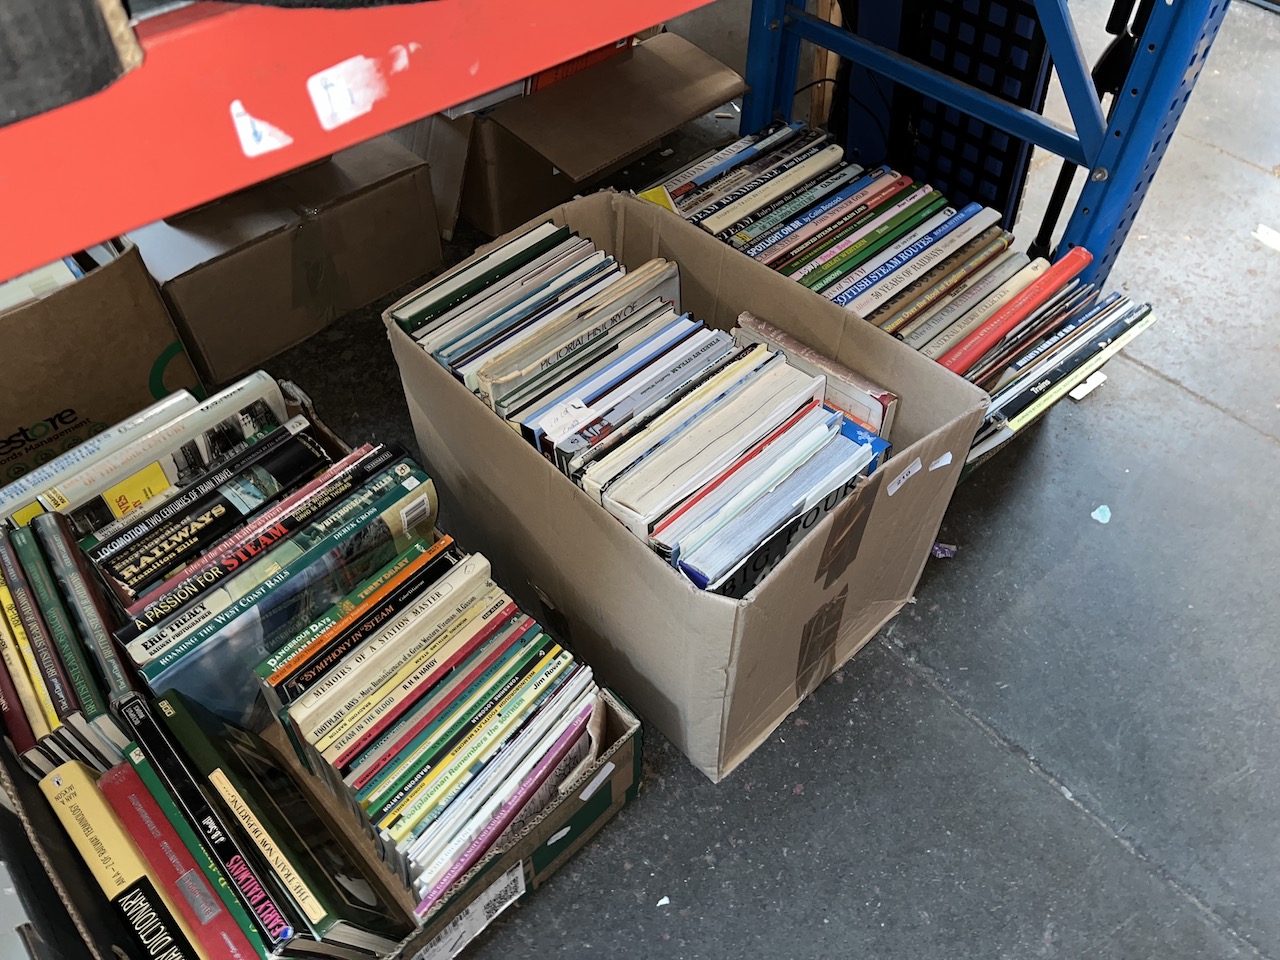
0 381 642 960
385 191 989 782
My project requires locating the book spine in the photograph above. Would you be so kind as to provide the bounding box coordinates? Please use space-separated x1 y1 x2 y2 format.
364 636 555 820
99 762 263 960
898 250 1028 347
767 174 912 271
416 701 593 914
117 448 405 647
672 122 807 207
258 537 445 687
877 230 1012 335
939 246 1095 374
30 512 134 701
127 743 271 960
125 445 377 617
125 464 412 667
348 617 537 796
841 206 1000 314
319 598 519 770
271 540 466 701
141 472 435 682
685 132 830 223
387 652 575 845
37 373 283 515
39 760 204 960
100 428 332 599
0 535 78 719
810 195 954 295
720 163 866 245
9 527 122 761
698 145 846 235
154 696 333 934
0 545 86 761
660 128 765 193
0 608 53 740
306 591 513 757
780 180 925 280
117 695 298 946
0 392 197 525
743 169 889 261
0 643 48 773
919 259 1048 359
87 419 300 565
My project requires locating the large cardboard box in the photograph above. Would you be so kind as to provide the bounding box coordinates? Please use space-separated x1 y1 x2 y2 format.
130 137 443 386
457 33 743 236
385 192 990 782
0 243 200 487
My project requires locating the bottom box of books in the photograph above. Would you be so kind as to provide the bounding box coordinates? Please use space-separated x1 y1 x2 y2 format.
0 371 641 960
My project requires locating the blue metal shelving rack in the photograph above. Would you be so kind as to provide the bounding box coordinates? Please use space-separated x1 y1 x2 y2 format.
740 0 1232 288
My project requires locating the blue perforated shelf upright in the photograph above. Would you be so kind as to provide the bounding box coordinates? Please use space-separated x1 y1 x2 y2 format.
739 0 1232 289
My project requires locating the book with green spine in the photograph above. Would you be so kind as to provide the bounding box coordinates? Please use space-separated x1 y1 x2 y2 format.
31 511 134 702
10 525 127 761
142 472 439 727
155 691 414 954
126 741 271 960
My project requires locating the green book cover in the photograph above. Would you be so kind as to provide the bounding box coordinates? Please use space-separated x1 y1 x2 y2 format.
143 473 438 727
9 527 115 740
126 740 271 960
30 511 133 702
806 192 949 293
155 692 414 952
393 225 570 333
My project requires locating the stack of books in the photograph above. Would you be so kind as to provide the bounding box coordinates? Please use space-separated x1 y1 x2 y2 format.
391 220 895 598
265 545 599 917
641 120 1156 465
0 373 613 957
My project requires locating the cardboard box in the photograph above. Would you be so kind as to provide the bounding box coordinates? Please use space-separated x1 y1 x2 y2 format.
385 192 989 782
1 689 640 960
130 137 443 385
0 243 200 487
458 33 743 235
1 380 642 960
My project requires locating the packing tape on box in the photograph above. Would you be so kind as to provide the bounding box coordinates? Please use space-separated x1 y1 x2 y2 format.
814 471 882 591
291 219 346 321
796 585 849 700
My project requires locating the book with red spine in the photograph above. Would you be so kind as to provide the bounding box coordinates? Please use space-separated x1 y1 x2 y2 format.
938 246 1094 375
98 761 262 960
526 37 635 93
0 650 52 776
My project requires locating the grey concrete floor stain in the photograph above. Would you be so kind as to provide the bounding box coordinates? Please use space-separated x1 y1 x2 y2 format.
264 1 1280 957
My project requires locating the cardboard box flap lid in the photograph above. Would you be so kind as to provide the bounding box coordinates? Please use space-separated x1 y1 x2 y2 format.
269 137 428 215
486 33 745 183
130 191 299 283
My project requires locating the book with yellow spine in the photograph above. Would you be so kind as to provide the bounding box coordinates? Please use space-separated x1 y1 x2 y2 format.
40 759 206 960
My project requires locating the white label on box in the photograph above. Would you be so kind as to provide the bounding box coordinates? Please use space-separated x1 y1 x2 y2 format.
580 760 615 802
928 451 953 472
887 457 922 496
307 55 389 130
230 100 293 157
547 826 571 846
413 863 525 960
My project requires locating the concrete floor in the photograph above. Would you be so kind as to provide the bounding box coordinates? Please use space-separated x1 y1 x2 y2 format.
266 2 1280 957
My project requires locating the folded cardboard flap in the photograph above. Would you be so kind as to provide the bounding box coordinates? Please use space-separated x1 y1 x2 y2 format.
385 191 986 780
129 137 442 385
487 33 745 184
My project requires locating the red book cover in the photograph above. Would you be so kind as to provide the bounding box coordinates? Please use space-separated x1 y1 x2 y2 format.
527 37 635 93
938 246 1093 375
652 398 822 541
98 762 260 960
348 614 534 792
0 651 42 766
333 599 522 770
